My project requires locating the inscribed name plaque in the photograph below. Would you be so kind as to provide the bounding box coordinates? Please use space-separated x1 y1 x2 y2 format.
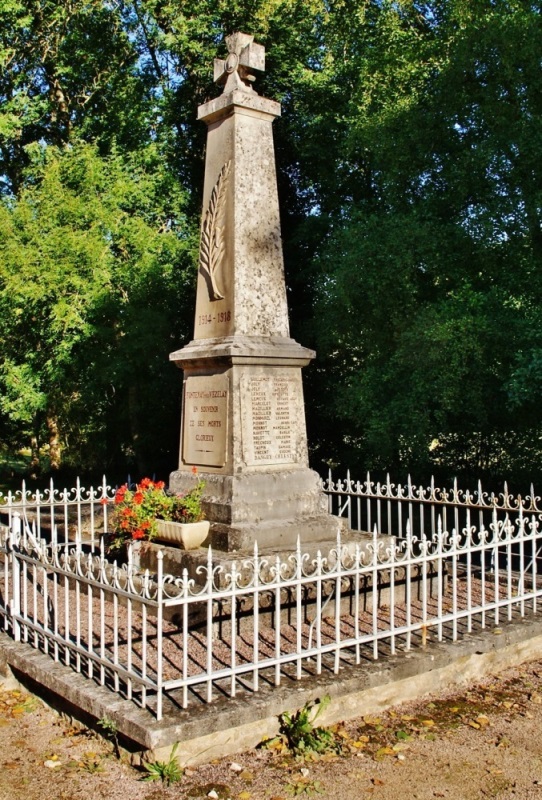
242 375 297 465
183 375 228 467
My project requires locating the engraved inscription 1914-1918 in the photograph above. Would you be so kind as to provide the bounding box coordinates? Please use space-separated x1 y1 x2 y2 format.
183 374 229 467
242 375 297 466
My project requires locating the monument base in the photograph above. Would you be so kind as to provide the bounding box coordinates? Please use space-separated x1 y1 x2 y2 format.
209 514 347 552
169 466 342 551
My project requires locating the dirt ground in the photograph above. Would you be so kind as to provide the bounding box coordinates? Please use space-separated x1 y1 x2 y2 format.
2 659 542 800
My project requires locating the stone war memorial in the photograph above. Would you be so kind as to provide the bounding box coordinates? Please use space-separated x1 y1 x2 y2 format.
168 32 349 556
2 31 536 777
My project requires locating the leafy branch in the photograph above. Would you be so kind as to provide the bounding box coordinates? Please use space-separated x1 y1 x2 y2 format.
199 160 231 301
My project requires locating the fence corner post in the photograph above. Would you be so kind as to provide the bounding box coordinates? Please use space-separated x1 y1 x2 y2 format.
8 513 21 642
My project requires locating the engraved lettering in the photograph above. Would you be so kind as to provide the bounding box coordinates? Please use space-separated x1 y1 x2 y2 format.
242 375 296 465
183 375 229 467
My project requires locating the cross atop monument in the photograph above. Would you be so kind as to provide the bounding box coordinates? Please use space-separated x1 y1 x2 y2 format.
213 32 265 94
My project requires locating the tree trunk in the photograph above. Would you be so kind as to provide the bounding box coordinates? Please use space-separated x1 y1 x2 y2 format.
29 433 40 477
128 385 147 475
46 414 61 470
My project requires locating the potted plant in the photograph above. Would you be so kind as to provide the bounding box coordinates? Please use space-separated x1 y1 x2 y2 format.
106 475 209 554
153 478 210 550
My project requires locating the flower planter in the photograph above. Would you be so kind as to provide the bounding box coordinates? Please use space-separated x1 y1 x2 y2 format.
154 519 210 550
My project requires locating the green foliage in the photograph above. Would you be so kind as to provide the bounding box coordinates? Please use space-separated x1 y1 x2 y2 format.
276 696 338 756
167 478 205 524
286 776 325 795
142 742 183 786
1 0 542 487
0 141 195 474
304 0 542 485
97 714 120 759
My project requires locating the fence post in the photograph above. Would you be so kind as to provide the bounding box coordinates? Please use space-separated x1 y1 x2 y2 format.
9 512 21 642
156 551 164 722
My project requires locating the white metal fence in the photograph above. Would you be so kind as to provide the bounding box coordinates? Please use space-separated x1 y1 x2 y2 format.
0 474 541 721
324 470 542 541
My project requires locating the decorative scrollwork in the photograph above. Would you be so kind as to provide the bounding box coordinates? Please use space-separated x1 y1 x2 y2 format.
324 470 542 517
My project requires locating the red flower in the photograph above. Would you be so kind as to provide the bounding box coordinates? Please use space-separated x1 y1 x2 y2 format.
132 529 145 540
122 507 134 517
141 521 151 530
155 481 165 490
100 498 108 506
139 478 152 489
115 485 128 504
133 491 144 505
191 466 198 475
120 520 130 530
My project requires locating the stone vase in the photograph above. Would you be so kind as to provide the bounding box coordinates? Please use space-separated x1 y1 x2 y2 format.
154 519 210 550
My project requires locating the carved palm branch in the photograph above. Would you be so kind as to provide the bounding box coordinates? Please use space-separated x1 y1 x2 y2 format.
199 160 232 301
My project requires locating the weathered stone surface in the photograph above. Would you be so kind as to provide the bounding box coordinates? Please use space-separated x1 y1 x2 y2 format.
169 34 339 551
193 91 287 340
3 619 542 768
182 373 229 467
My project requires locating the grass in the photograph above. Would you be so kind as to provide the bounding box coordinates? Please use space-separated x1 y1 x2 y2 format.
142 743 183 786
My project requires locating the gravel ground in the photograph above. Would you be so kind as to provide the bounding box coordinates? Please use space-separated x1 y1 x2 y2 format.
2 658 542 800
12 559 513 687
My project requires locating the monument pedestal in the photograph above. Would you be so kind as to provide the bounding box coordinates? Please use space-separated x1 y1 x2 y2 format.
169 335 341 552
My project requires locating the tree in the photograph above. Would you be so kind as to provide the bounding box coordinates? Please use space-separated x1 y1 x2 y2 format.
307 0 542 485
2 0 542 487
0 141 195 473
0 0 331 476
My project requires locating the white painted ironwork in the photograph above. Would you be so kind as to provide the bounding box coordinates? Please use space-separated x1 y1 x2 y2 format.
324 470 542 540
0 476 113 551
0 475 541 722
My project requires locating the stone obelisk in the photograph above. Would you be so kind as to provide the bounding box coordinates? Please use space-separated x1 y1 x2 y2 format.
169 33 342 552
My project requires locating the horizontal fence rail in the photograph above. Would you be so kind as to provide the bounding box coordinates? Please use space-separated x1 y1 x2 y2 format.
0 476 114 551
324 470 542 541
0 474 541 721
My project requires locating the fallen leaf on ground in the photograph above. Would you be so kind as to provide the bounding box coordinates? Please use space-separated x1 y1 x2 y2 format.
375 747 394 760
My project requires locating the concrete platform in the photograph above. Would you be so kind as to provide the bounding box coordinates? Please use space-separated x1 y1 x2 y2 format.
1 615 542 768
